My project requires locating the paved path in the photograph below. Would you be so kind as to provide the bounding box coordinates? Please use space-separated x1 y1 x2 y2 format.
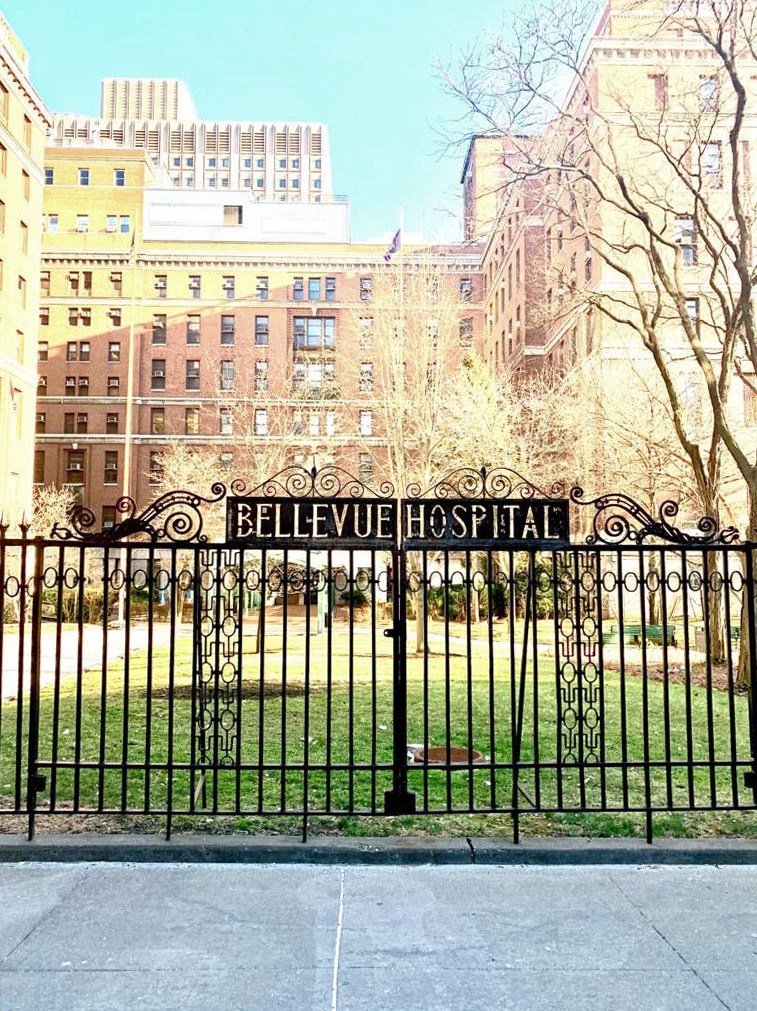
0 861 755 1010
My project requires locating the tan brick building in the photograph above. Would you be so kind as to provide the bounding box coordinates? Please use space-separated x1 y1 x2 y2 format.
36 146 484 524
0 13 51 528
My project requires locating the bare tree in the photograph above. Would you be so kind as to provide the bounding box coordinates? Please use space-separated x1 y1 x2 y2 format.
441 0 757 673
31 484 77 537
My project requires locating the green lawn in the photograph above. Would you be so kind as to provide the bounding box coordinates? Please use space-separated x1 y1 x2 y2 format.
1 618 756 839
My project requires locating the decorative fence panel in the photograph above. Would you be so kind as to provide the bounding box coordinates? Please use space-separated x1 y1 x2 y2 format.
0 466 755 841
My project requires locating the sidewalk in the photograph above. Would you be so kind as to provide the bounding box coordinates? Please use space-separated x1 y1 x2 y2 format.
1 859 755 1010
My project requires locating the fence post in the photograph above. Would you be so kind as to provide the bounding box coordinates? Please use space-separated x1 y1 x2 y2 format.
744 545 757 804
384 545 416 815
27 536 46 841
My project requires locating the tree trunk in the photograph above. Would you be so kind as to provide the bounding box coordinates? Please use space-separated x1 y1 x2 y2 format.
736 490 757 692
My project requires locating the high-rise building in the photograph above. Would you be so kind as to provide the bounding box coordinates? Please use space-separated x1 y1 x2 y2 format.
0 13 52 528
37 146 483 521
51 78 335 204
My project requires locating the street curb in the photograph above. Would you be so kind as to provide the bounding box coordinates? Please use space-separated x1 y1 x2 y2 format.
0 834 756 865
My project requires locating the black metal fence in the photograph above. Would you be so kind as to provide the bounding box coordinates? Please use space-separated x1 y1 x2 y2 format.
1 467 755 841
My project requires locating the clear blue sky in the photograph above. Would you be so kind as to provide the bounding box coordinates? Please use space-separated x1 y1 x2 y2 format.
2 0 518 243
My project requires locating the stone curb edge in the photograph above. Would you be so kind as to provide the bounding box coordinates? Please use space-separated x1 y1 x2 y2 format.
0 835 756 865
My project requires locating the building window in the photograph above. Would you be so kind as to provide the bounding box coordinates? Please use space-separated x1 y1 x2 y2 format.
22 171 30 200
102 506 116 530
459 317 473 347
0 82 6 121
110 271 122 295
219 408 233 435
685 298 700 334
359 453 373 482
107 376 120 397
293 276 304 300
66 341 77 362
186 360 200 390
293 361 336 395
0 144 6 174
308 277 321 300
744 382 757 427
66 450 85 485
186 315 200 344
106 214 118 233
649 73 668 112
189 274 201 298
151 408 165 434
325 277 336 301
256 276 268 300
185 407 199 435
154 274 167 298
34 450 45 485
119 215 130 233
106 413 119 434
360 410 373 437
63 412 75 433
255 315 269 345
46 214 59 234
152 314 167 344
108 341 121 362
39 304 50 327
254 409 268 436
459 277 473 301
293 316 335 350
360 276 373 301
359 317 374 349
255 360 269 393
223 204 243 225
36 412 46 434
222 275 235 298
221 315 235 345
78 168 90 186
152 360 166 391
79 341 91 362
359 362 374 395
675 216 697 265
76 214 89 233
40 270 50 296
149 452 163 485
220 360 235 391
18 275 26 307
114 169 126 186
701 142 722 186
38 340 49 361
77 376 89 396
700 75 718 111
104 452 118 485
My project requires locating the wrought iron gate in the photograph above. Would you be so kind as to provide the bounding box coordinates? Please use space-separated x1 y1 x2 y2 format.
1 466 756 841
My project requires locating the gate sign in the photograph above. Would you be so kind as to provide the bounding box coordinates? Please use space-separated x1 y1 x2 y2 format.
227 497 397 547
402 498 570 548
227 496 570 548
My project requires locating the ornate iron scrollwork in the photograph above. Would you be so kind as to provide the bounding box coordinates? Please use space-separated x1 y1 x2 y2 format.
230 464 395 500
50 485 227 543
571 489 740 545
407 466 567 501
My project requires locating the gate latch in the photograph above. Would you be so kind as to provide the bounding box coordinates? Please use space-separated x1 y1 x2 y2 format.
745 771 757 789
383 627 398 639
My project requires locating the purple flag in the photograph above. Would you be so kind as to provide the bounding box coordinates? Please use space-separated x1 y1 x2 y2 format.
383 228 401 262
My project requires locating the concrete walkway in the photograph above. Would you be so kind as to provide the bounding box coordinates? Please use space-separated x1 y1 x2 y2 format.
0 860 755 1010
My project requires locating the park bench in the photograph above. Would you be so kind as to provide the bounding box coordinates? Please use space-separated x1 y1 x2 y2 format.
604 623 677 647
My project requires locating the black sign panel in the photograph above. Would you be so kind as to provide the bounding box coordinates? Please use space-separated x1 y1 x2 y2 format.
227 497 397 548
402 498 570 548
226 496 570 548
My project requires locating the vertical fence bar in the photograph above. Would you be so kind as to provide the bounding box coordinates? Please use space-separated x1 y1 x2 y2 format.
744 545 757 804
384 541 414 814
26 538 45 840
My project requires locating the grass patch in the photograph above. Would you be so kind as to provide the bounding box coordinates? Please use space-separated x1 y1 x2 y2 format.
1 620 755 840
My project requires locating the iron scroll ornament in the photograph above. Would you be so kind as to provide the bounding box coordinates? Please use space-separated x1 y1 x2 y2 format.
228 464 395 501
571 488 740 545
406 466 568 502
50 485 228 543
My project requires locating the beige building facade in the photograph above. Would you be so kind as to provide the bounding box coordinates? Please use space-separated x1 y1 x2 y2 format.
0 13 51 528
